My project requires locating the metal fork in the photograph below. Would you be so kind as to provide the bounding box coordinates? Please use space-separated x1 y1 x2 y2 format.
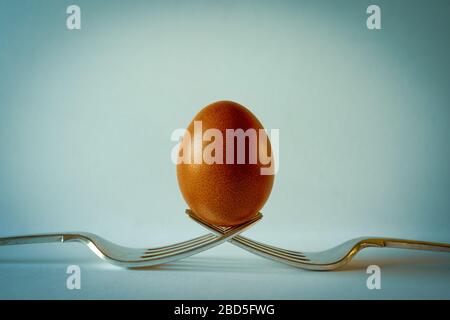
187 209 450 271
0 213 261 268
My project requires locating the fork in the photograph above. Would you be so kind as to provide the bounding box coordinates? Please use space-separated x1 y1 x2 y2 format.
186 209 450 271
0 213 261 268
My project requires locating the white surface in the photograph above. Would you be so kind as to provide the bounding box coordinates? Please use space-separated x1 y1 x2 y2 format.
1 240 449 299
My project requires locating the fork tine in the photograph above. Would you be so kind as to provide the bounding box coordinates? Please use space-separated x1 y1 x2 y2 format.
233 237 309 261
140 236 219 259
137 213 262 262
234 235 306 256
141 234 217 257
236 237 310 261
143 234 215 254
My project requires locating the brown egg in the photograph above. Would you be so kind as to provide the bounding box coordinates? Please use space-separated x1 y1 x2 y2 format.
176 100 275 226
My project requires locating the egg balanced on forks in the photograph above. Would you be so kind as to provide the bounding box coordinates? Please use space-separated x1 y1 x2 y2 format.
1 99 449 270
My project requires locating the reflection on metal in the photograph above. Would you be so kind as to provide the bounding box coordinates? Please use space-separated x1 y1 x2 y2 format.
0 210 449 271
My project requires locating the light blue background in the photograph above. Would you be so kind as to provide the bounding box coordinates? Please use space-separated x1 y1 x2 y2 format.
0 0 449 299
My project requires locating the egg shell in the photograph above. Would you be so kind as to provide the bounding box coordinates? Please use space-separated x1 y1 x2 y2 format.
176 100 274 226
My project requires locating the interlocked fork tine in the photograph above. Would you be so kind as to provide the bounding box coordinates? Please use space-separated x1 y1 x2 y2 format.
186 209 450 271
0 213 261 268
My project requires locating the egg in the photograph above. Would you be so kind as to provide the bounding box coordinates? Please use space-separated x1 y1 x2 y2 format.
176 100 275 226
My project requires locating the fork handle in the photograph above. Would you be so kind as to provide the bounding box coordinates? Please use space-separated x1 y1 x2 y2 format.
370 238 450 253
0 233 81 246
